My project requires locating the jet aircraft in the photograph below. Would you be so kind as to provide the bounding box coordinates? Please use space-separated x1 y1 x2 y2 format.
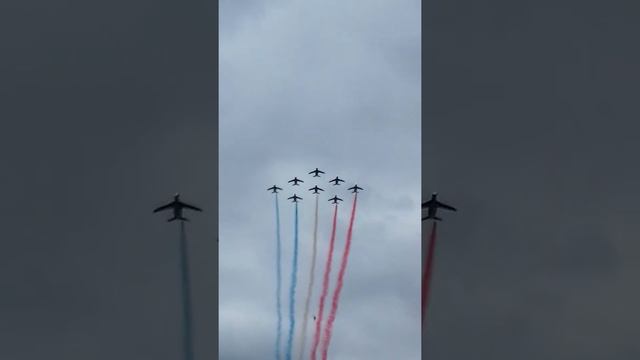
309 186 324 194
153 193 202 222
288 177 304 186
329 176 345 185
422 193 456 221
308 168 325 177
288 194 302 203
328 196 343 204
348 184 363 193
267 185 283 193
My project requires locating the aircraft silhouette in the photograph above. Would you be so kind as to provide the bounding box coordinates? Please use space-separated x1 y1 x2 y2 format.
309 186 324 194
422 193 456 221
267 185 283 193
308 168 325 177
329 176 345 185
153 193 202 222
288 177 304 186
348 184 363 193
328 196 343 204
288 194 302 203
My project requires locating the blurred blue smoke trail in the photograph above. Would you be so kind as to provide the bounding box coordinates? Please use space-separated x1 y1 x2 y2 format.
274 195 283 360
285 202 300 360
179 221 194 360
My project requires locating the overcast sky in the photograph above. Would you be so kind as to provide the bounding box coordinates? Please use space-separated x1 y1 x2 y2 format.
2 0 639 359
1 1 217 359
423 0 640 359
219 1 421 359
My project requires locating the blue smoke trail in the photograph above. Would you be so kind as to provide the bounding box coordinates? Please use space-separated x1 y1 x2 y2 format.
179 221 194 360
275 195 283 360
285 202 300 360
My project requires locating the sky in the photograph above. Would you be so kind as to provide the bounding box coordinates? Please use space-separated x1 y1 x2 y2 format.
423 0 640 359
219 0 421 360
1 0 639 359
0 1 218 359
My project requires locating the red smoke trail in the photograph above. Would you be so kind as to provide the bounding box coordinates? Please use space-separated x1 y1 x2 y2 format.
310 204 339 360
321 194 358 360
422 222 438 326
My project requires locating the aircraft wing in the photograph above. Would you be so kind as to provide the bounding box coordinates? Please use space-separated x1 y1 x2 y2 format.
422 200 434 208
153 202 175 213
179 201 203 212
436 201 457 211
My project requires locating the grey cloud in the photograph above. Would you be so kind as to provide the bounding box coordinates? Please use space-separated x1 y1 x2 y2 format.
220 0 420 359
0 0 217 358
423 0 640 358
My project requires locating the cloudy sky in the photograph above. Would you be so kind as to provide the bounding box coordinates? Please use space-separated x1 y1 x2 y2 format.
219 1 421 359
1 1 217 359
423 0 640 359
2 0 639 359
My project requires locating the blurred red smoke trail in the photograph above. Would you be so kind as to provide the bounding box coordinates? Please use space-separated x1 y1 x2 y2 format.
422 222 438 326
321 194 358 360
310 204 339 360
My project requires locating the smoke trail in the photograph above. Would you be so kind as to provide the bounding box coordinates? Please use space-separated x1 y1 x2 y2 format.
285 202 300 360
310 204 339 360
422 222 438 326
321 194 358 360
179 221 194 360
297 195 320 360
274 195 283 360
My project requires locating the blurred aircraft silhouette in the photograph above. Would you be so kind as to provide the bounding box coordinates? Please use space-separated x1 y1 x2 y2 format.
289 177 304 186
153 193 202 222
422 193 456 221
328 196 343 204
329 176 345 185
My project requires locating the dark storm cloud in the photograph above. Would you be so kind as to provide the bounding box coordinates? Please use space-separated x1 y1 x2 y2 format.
0 1 217 359
423 0 640 358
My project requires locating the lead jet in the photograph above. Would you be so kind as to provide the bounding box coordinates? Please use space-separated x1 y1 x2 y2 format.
348 184 363 193
308 168 325 177
328 196 343 204
422 193 456 221
267 185 283 193
288 177 304 186
329 176 345 185
288 194 302 203
153 193 202 222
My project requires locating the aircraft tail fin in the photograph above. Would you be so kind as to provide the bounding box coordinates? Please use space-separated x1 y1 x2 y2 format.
168 216 189 222
424 215 442 221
